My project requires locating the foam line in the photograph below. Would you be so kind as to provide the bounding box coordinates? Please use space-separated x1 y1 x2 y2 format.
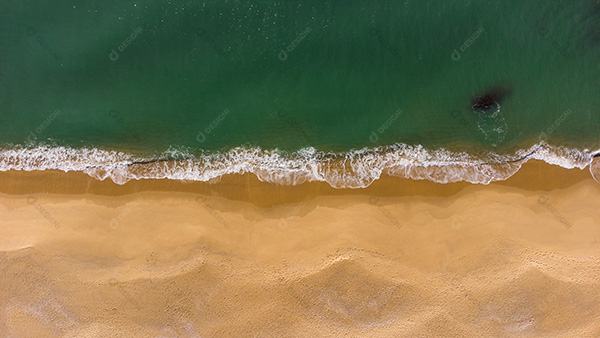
0 143 598 188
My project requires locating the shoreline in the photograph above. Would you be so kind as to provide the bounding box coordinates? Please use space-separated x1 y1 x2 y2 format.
1 141 598 188
0 159 595 206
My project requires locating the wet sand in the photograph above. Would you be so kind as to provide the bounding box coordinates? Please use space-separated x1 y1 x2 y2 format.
0 160 599 337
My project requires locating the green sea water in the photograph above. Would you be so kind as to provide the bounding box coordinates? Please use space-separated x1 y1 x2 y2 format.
1 0 599 185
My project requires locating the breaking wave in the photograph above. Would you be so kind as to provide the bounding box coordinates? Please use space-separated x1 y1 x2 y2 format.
0 142 598 188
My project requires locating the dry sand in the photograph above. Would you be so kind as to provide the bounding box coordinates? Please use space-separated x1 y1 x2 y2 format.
0 159 599 337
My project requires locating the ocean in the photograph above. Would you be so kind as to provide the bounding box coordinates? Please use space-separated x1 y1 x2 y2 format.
1 0 599 187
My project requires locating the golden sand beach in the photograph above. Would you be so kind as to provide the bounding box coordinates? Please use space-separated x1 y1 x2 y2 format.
0 160 599 337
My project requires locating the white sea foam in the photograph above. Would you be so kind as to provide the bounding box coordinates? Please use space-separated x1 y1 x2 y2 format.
0 143 598 188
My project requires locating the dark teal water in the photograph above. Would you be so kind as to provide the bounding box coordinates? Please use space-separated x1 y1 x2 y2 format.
1 1 599 186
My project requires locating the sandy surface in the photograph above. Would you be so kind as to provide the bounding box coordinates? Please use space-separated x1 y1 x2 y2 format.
0 160 599 337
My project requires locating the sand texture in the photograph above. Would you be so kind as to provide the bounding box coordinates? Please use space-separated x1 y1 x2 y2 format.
0 161 599 337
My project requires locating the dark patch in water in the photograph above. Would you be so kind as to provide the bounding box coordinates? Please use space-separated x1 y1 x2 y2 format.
470 86 512 113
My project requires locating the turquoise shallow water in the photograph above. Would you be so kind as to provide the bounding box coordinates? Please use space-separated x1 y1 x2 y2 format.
1 1 599 187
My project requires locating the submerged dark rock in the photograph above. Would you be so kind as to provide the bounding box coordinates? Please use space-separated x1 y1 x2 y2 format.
471 86 511 112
